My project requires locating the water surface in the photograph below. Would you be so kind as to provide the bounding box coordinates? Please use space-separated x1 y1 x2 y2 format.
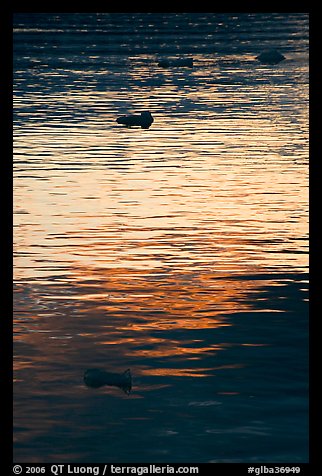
13 13 309 463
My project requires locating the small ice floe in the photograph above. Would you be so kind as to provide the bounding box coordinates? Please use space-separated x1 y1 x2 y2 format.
256 49 285 64
157 57 193 68
116 111 154 129
84 368 132 395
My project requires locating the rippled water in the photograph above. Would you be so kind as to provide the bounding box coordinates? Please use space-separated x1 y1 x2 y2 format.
13 13 309 463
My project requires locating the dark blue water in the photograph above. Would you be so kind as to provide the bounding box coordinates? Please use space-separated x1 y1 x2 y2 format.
13 13 309 463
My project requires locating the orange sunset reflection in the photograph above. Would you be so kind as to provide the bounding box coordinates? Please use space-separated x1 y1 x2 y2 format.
13 12 309 464
13 258 281 382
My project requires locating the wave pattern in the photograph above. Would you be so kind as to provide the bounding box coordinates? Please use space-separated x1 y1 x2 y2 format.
13 13 309 463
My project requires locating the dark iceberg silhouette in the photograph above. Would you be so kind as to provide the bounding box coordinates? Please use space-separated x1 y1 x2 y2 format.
256 49 285 64
84 368 132 395
116 111 154 129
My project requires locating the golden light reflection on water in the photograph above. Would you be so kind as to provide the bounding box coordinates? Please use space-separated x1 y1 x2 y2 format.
13 13 309 463
14 126 308 276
